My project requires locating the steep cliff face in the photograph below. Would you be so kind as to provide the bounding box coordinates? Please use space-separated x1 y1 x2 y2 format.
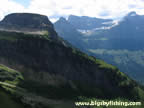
0 13 58 39
0 31 144 100
0 13 53 29
54 17 85 49
0 13 143 108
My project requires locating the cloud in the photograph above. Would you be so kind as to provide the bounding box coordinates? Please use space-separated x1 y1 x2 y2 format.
26 0 144 21
99 10 111 17
1 0 144 22
0 0 25 20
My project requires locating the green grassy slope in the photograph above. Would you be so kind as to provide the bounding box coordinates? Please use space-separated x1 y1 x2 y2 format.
0 31 143 108
0 64 27 108
0 88 26 108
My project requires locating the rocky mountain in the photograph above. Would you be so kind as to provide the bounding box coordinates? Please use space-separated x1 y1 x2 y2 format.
67 15 113 30
0 13 58 39
54 12 144 83
54 17 85 50
0 13 144 108
0 13 52 29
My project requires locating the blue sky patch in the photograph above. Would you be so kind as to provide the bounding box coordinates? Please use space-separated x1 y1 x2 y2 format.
12 0 30 7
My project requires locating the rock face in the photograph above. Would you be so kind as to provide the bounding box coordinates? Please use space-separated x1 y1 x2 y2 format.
1 30 144 101
0 13 58 39
0 13 144 108
54 17 85 49
67 15 113 30
0 13 53 30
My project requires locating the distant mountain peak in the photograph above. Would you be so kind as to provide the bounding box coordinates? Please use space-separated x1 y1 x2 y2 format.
127 11 137 17
67 15 113 30
59 17 67 22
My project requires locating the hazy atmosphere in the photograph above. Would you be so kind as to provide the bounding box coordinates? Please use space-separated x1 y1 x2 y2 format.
0 0 144 108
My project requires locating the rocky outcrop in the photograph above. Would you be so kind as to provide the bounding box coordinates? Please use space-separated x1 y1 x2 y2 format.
0 13 58 39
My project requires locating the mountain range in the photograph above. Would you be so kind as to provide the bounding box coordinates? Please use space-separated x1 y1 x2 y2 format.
54 11 144 83
0 13 143 108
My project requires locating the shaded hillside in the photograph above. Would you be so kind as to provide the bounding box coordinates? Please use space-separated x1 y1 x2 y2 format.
54 12 144 83
54 17 85 49
0 30 144 106
0 30 143 99
0 13 144 108
0 30 144 107
0 64 28 108
0 88 26 108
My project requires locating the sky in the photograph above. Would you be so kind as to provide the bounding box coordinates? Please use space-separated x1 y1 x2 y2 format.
1 0 144 22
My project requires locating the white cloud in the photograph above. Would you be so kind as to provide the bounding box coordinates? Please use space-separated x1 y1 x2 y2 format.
0 0 25 20
1 0 144 22
26 0 144 21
